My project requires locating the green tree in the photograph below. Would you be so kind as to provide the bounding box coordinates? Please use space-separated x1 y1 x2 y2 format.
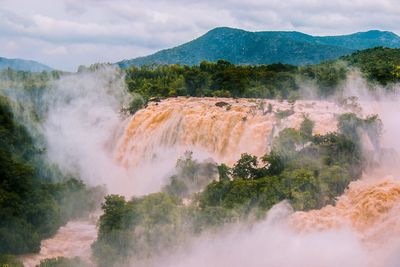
232 153 260 179
299 116 315 140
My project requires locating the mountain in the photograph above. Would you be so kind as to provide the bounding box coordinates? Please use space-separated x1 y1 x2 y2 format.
314 30 400 50
0 57 53 72
118 27 400 67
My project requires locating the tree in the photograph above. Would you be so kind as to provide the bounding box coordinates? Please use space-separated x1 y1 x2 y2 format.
217 164 231 181
299 116 315 141
163 151 217 196
232 153 260 179
0 255 24 267
124 94 146 115
38 257 89 267
262 151 284 176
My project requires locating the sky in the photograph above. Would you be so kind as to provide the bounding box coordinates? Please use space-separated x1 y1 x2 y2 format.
0 0 399 71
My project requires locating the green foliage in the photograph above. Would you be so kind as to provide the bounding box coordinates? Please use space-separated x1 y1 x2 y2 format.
93 193 182 267
162 151 217 197
38 257 89 267
0 95 104 255
261 151 285 176
0 68 61 91
342 47 400 85
118 28 400 68
288 91 300 104
122 94 146 115
280 168 319 210
272 128 302 159
337 112 382 148
202 112 375 212
124 62 305 100
217 164 231 181
275 108 295 119
199 177 284 212
337 113 363 140
94 112 375 266
267 103 273 113
0 255 24 267
123 47 400 102
300 61 348 96
299 115 315 140
232 153 261 180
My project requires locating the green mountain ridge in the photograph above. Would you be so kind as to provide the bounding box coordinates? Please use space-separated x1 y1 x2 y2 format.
118 27 400 67
0 57 53 72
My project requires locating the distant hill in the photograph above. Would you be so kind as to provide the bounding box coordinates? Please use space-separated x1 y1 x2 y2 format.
0 57 53 72
118 27 400 67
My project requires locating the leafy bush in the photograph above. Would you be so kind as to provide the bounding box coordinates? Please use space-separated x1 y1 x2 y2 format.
38 257 89 267
275 109 295 119
123 94 146 115
124 61 331 100
342 47 400 85
162 151 218 197
0 255 24 267
93 193 182 266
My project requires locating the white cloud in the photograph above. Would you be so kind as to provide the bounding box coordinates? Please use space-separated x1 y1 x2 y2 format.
0 0 399 70
43 45 67 55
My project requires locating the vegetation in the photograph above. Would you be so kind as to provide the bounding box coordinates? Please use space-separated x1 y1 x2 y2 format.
93 114 381 266
123 47 400 109
0 45 393 264
0 68 61 91
0 95 104 256
124 60 316 101
162 151 217 197
342 47 400 85
118 27 400 67
38 257 89 267
200 113 377 211
0 255 24 267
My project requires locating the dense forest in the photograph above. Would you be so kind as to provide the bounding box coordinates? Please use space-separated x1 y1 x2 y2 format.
342 47 400 85
124 60 346 101
0 91 104 266
0 46 398 113
118 27 400 67
123 47 400 114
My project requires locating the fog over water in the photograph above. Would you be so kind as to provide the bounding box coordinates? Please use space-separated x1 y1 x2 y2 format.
16 68 400 267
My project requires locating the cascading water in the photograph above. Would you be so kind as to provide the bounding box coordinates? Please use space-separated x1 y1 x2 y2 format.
293 176 400 239
21 95 400 267
116 97 341 166
20 97 345 266
20 215 98 267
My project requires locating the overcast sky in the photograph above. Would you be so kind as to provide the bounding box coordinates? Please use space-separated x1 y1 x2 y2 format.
1 0 399 71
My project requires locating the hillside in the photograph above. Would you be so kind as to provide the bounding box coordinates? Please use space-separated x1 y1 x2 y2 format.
0 57 53 72
341 47 400 84
314 30 400 50
118 27 400 67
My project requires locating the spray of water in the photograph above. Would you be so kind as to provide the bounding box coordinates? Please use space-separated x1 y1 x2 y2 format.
112 72 400 267
14 67 400 267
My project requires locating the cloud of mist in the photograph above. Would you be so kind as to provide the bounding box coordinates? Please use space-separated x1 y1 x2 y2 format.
41 65 136 194
40 66 214 196
118 70 400 267
296 68 400 170
134 202 368 267
335 70 400 171
5 65 399 266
